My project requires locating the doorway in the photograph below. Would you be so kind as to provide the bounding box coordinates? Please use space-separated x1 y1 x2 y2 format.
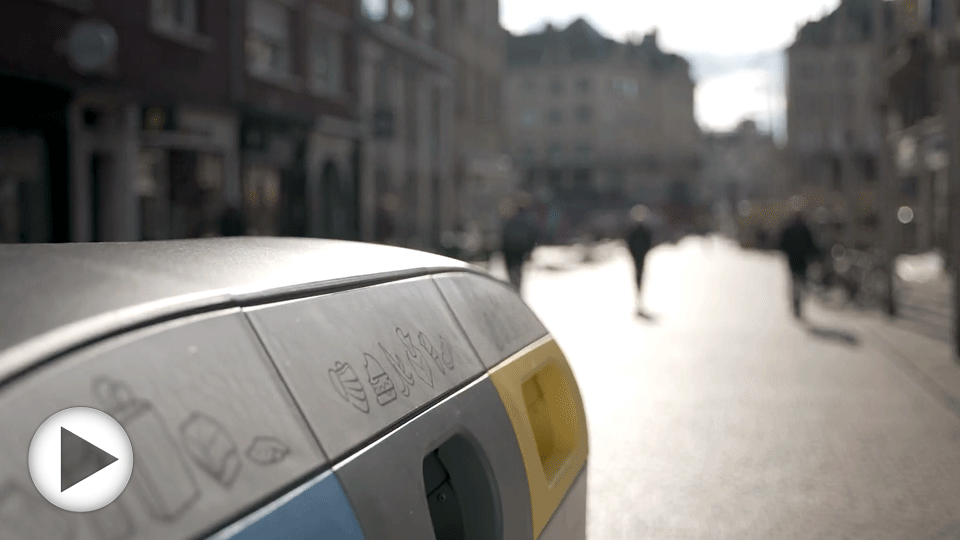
432 174 442 249
281 167 308 237
321 160 341 238
89 153 115 242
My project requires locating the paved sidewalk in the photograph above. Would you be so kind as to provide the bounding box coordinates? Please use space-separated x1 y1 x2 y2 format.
520 239 960 539
812 300 960 422
895 275 953 344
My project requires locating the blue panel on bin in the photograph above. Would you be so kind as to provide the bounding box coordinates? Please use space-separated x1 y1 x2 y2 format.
207 470 365 540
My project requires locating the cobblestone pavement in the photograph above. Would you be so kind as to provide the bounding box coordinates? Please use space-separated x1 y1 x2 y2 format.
491 236 960 540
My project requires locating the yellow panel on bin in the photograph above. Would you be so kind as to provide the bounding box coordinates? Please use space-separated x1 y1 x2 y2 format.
488 335 588 539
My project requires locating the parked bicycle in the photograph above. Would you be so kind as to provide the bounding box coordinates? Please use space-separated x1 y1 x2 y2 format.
809 245 892 311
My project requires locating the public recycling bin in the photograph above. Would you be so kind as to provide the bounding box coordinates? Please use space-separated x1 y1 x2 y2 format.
0 238 588 540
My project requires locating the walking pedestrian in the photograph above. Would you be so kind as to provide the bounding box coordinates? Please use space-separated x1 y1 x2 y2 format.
374 204 396 245
626 205 654 314
501 202 538 294
777 210 821 318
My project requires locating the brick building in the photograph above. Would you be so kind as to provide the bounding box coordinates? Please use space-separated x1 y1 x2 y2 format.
0 0 361 243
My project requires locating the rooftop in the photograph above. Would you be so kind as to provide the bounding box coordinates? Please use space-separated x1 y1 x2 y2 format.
506 18 690 75
792 0 896 48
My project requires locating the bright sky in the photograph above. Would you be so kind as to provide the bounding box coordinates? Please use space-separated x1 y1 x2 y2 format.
501 0 843 141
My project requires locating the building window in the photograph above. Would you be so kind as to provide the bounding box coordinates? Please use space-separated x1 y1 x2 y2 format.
485 76 500 123
607 168 626 187
550 79 564 95
576 77 591 93
836 59 856 77
548 108 562 124
474 72 484 121
431 87 441 156
42 0 94 10
520 109 537 126
612 77 638 96
575 105 592 124
862 156 877 183
375 60 391 107
394 0 415 34
463 70 476 119
423 0 439 45
575 144 592 164
453 0 467 24
362 0 387 21
831 157 842 190
309 24 343 95
246 0 293 77
153 0 198 33
405 69 418 145
243 164 282 236
902 176 919 197
548 144 563 165
456 71 466 118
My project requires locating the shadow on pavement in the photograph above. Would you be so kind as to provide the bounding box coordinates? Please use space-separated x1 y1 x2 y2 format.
804 322 860 346
635 309 658 322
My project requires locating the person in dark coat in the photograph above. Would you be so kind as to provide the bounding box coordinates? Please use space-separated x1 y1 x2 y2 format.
374 204 396 245
219 206 248 237
777 211 820 318
501 204 538 294
626 205 654 312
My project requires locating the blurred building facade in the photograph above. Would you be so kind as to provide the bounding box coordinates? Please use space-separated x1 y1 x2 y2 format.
236 0 362 240
886 0 957 256
449 0 516 252
702 119 788 206
786 0 897 250
0 0 361 243
504 21 702 239
356 0 455 250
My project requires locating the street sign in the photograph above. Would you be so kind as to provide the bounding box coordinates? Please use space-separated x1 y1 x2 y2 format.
66 20 118 74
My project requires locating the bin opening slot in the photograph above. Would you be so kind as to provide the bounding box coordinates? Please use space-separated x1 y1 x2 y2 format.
521 360 577 485
423 435 501 540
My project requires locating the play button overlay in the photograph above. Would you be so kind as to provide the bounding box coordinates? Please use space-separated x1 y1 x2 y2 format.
29 407 134 512
61 426 119 491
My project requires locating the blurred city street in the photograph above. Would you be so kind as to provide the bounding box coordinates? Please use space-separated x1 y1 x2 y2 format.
489 237 960 540
4 1 960 539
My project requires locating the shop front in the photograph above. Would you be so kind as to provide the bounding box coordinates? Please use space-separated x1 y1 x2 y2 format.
0 132 50 243
240 113 310 238
307 118 361 240
0 77 71 243
137 106 240 240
